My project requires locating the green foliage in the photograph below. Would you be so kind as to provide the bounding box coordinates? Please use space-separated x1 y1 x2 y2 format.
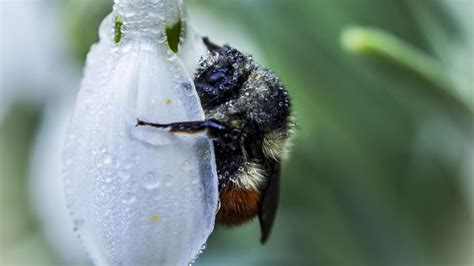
341 26 473 115
63 0 111 63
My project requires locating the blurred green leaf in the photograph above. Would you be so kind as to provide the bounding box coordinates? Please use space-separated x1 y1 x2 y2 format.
341 26 473 115
63 0 112 63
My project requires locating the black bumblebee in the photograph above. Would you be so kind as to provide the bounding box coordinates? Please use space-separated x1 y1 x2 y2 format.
137 38 294 243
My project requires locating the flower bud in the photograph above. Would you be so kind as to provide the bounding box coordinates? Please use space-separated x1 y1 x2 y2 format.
63 1 218 265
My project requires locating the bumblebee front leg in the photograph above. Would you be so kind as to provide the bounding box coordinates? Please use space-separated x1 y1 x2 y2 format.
136 118 239 143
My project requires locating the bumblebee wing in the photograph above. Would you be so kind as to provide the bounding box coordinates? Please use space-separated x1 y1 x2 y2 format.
258 161 281 244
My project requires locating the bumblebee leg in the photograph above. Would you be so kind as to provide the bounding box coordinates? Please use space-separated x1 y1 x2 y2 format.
202 37 221 52
136 119 239 143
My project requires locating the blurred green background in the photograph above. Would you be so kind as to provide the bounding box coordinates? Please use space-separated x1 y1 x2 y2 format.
1 0 473 265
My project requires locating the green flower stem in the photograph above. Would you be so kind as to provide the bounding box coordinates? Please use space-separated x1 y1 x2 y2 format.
341 26 473 115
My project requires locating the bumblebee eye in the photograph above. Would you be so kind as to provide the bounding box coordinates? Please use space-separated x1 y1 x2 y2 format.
207 71 226 85
196 65 239 108
206 67 232 86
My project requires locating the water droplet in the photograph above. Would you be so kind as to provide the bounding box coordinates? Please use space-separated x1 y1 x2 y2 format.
181 160 192 172
188 243 208 265
118 170 131 180
103 156 112 164
73 218 85 231
122 192 136 204
142 171 160 189
190 175 199 184
201 151 210 160
97 151 113 167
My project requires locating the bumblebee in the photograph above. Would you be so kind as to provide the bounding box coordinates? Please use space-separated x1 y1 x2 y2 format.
137 38 294 243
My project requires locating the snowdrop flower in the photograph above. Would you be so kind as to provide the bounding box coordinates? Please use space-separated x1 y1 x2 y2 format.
63 0 219 264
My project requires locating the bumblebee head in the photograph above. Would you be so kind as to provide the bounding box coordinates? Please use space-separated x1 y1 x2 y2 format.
194 46 254 109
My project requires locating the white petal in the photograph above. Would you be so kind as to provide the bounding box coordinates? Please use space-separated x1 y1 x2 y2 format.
64 2 218 265
29 98 90 265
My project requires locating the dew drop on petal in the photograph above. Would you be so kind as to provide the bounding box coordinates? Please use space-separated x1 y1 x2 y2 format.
73 218 85 232
118 170 131 180
190 175 199 185
122 192 136 204
181 160 192 172
142 171 160 189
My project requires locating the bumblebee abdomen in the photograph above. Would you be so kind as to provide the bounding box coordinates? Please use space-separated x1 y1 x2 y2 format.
216 188 260 226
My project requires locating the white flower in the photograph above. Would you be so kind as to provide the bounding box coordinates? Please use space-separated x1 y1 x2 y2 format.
63 0 218 265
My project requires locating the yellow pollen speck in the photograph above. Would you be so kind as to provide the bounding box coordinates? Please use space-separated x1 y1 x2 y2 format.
165 99 172 105
151 214 161 222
